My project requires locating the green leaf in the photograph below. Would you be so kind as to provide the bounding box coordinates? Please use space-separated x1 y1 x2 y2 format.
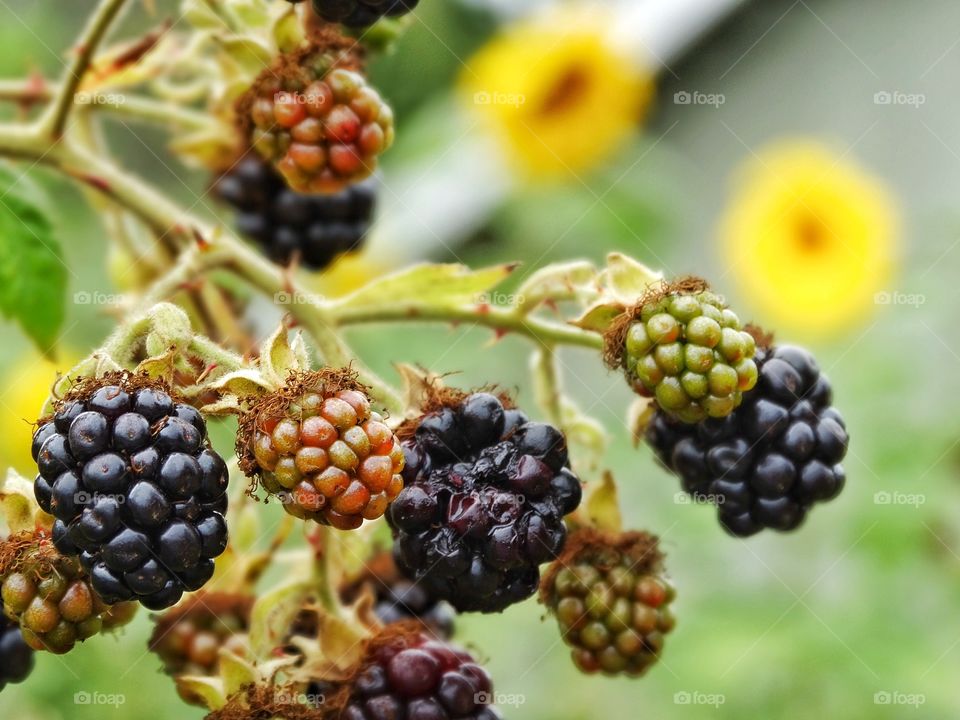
335 263 517 312
514 260 599 314
601 252 663 303
0 167 66 355
585 472 623 533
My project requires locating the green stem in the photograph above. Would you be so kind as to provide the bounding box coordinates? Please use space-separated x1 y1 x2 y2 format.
331 301 605 350
38 0 132 139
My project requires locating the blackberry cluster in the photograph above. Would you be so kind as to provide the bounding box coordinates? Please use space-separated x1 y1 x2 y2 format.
32 381 229 610
619 288 758 423
336 629 502 720
387 393 582 613
341 553 455 639
646 345 849 536
0 614 34 692
214 156 375 270
542 532 675 676
150 592 252 678
247 60 394 192
312 0 420 28
246 383 404 530
2 551 114 654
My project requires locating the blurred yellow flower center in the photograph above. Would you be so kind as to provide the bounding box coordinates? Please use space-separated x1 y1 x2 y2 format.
463 9 653 179
720 141 899 337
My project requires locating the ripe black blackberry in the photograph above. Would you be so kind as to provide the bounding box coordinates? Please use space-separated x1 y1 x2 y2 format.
0 614 34 693
333 626 502 720
646 345 849 536
387 392 583 613
312 0 420 28
340 552 455 639
32 377 229 610
214 156 375 270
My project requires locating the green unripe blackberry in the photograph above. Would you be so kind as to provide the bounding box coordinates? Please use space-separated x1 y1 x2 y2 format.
0 538 123 655
612 283 758 423
541 530 675 677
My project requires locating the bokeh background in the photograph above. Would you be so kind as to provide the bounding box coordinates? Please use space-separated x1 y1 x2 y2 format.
2 0 960 718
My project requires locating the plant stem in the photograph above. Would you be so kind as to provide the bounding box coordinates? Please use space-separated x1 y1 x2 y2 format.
38 0 132 139
331 301 605 350
0 79 215 132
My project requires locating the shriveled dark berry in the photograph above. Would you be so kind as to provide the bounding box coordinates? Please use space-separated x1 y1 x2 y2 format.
31 379 228 609
0 614 34 691
388 392 582 613
646 345 849 536
215 156 376 270
312 0 420 27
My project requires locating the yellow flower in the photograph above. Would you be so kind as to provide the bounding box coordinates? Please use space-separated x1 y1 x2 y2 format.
720 141 898 337
0 353 76 476
463 7 653 179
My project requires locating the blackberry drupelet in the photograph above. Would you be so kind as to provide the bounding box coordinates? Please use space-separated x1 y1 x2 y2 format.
32 379 229 609
387 392 583 613
241 376 404 530
646 345 849 536
335 627 503 720
616 285 758 423
0 613 34 692
214 156 375 270
312 0 420 28
541 531 675 676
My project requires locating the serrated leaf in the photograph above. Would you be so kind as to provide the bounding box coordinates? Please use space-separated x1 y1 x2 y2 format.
335 263 516 313
570 301 624 334
601 252 663 302
585 472 623 533
174 676 227 711
515 260 598 314
0 167 66 354
248 580 315 659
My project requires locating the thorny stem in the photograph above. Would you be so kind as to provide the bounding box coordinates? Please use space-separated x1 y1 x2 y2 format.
37 0 132 139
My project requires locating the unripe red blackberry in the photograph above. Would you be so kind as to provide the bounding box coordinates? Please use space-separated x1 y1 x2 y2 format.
341 552 455 639
0 613 34 692
149 592 253 678
606 281 758 423
387 392 583 613
243 51 394 193
541 530 675 676
32 375 229 610
646 344 849 536
238 371 404 530
328 625 503 720
312 0 420 27
0 538 117 655
214 156 375 270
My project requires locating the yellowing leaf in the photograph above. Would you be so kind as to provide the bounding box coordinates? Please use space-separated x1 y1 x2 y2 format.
570 301 624 334
248 581 315 660
601 252 663 302
585 471 623 533
515 260 598 314
335 263 517 313
174 676 227 711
